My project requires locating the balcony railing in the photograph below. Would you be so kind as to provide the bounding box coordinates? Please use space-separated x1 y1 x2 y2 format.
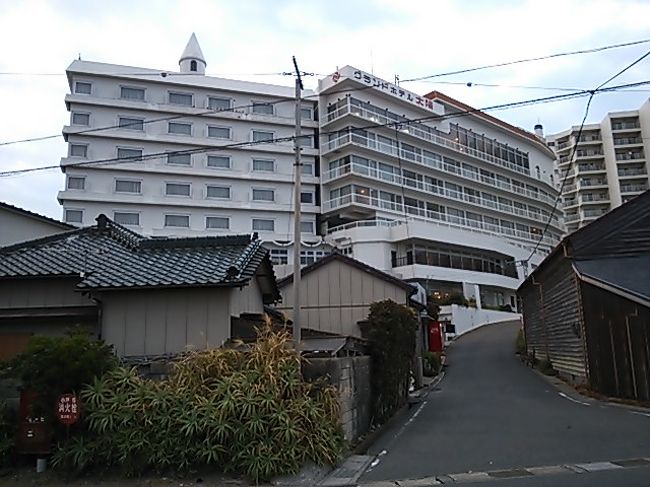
557 141 572 150
322 103 533 176
583 208 608 218
558 155 573 164
581 194 610 202
620 184 648 193
615 152 645 161
614 137 643 146
612 122 640 130
618 168 648 177
576 150 604 158
322 163 555 224
323 194 557 246
323 132 558 207
577 164 605 173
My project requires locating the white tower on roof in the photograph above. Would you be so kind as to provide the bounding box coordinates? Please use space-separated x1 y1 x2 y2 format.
179 33 206 74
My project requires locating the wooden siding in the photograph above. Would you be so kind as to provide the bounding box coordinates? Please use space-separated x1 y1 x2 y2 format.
277 259 408 337
230 278 264 318
100 288 232 357
0 277 93 308
581 282 650 401
519 256 588 382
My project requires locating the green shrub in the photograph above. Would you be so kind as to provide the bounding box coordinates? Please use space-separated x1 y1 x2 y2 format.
515 329 526 355
366 300 418 425
0 401 16 466
422 352 441 377
51 326 343 482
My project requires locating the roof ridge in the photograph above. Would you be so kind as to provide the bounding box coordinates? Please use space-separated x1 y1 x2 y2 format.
228 238 262 279
137 233 252 250
96 215 146 250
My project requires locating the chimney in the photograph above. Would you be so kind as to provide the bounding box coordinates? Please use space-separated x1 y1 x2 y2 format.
534 123 544 138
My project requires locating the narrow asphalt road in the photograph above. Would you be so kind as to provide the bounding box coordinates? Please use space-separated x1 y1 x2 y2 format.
361 321 650 482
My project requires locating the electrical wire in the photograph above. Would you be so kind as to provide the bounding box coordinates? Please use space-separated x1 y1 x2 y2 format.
402 38 650 82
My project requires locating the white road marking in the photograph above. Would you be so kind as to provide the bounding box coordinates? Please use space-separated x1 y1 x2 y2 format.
630 411 650 418
558 392 590 406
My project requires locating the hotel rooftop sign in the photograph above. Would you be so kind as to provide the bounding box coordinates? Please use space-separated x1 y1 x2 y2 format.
320 65 444 115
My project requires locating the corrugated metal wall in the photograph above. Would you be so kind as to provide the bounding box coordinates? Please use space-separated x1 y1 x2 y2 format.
581 282 650 401
519 256 588 383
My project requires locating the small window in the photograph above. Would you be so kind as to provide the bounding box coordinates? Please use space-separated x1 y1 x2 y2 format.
167 153 192 165
252 130 274 142
298 135 312 148
190 60 197 72
300 221 314 233
117 148 143 161
252 188 274 201
118 117 144 131
208 126 231 139
270 249 288 265
300 191 314 204
115 179 141 193
69 144 87 157
71 112 90 126
169 92 193 106
252 102 274 115
113 212 140 226
252 218 274 232
74 82 91 94
120 87 145 101
168 122 192 135
166 183 191 197
206 185 230 199
208 96 231 111
64 209 83 223
67 176 85 190
207 155 230 169
301 162 314 175
206 216 229 229
252 159 274 172
164 214 190 227
301 107 313 121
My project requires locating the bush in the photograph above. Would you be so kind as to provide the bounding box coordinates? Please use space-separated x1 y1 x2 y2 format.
422 352 441 377
538 359 557 376
0 401 16 466
515 329 526 355
51 325 343 482
366 300 418 425
2 329 117 422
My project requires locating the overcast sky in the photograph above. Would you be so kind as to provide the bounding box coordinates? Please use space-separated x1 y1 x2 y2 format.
1 0 649 219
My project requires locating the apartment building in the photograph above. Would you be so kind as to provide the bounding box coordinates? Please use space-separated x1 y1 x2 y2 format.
58 34 324 266
548 99 650 234
318 67 562 308
58 36 562 307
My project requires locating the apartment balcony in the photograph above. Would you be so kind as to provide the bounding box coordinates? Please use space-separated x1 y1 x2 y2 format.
577 137 602 145
322 193 556 246
322 102 533 177
620 183 649 194
322 132 558 207
575 150 604 160
556 141 573 151
582 208 608 219
564 213 580 223
563 183 578 193
578 179 608 190
563 198 579 209
576 164 606 174
611 121 641 131
613 137 643 146
322 162 552 224
557 155 574 166
617 168 648 178
615 152 645 162
580 193 610 204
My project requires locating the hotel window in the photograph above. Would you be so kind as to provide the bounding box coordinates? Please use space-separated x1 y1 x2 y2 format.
67 176 85 190
64 209 83 223
167 153 191 165
252 101 274 115
252 218 275 232
71 112 90 126
252 188 274 202
207 126 231 139
168 122 192 135
164 214 190 227
207 155 231 169
252 159 274 172
298 135 312 148
117 148 143 161
120 87 145 101
166 183 191 197
252 130 274 142
113 212 140 226
300 250 328 265
69 144 87 157
301 107 313 121
206 185 230 199
74 82 91 94
115 179 141 193
301 162 314 175
300 221 315 233
168 92 193 106
118 117 144 131
269 249 288 265
300 191 314 204
208 96 231 111
206 216 230 229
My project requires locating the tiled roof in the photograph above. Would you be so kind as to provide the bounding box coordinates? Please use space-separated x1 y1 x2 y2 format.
0 214 279 299
0 201 73 230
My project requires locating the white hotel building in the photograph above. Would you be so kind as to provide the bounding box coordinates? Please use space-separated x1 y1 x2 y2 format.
58 35 562 309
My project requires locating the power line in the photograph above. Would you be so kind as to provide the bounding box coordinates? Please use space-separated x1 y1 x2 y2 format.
0 71 287 77
2 79 647 179
524 49 650 263
419 79 650 93
402 38 650 82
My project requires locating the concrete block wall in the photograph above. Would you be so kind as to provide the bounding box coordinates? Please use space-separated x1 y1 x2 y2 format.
303 356 372 442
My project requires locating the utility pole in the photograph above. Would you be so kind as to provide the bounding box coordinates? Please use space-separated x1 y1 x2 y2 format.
292 56 303 350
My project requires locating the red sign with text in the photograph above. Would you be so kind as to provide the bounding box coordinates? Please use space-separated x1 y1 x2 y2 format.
56 394 80 425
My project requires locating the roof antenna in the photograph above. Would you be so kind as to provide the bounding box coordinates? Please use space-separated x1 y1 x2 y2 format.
78 53 81 60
